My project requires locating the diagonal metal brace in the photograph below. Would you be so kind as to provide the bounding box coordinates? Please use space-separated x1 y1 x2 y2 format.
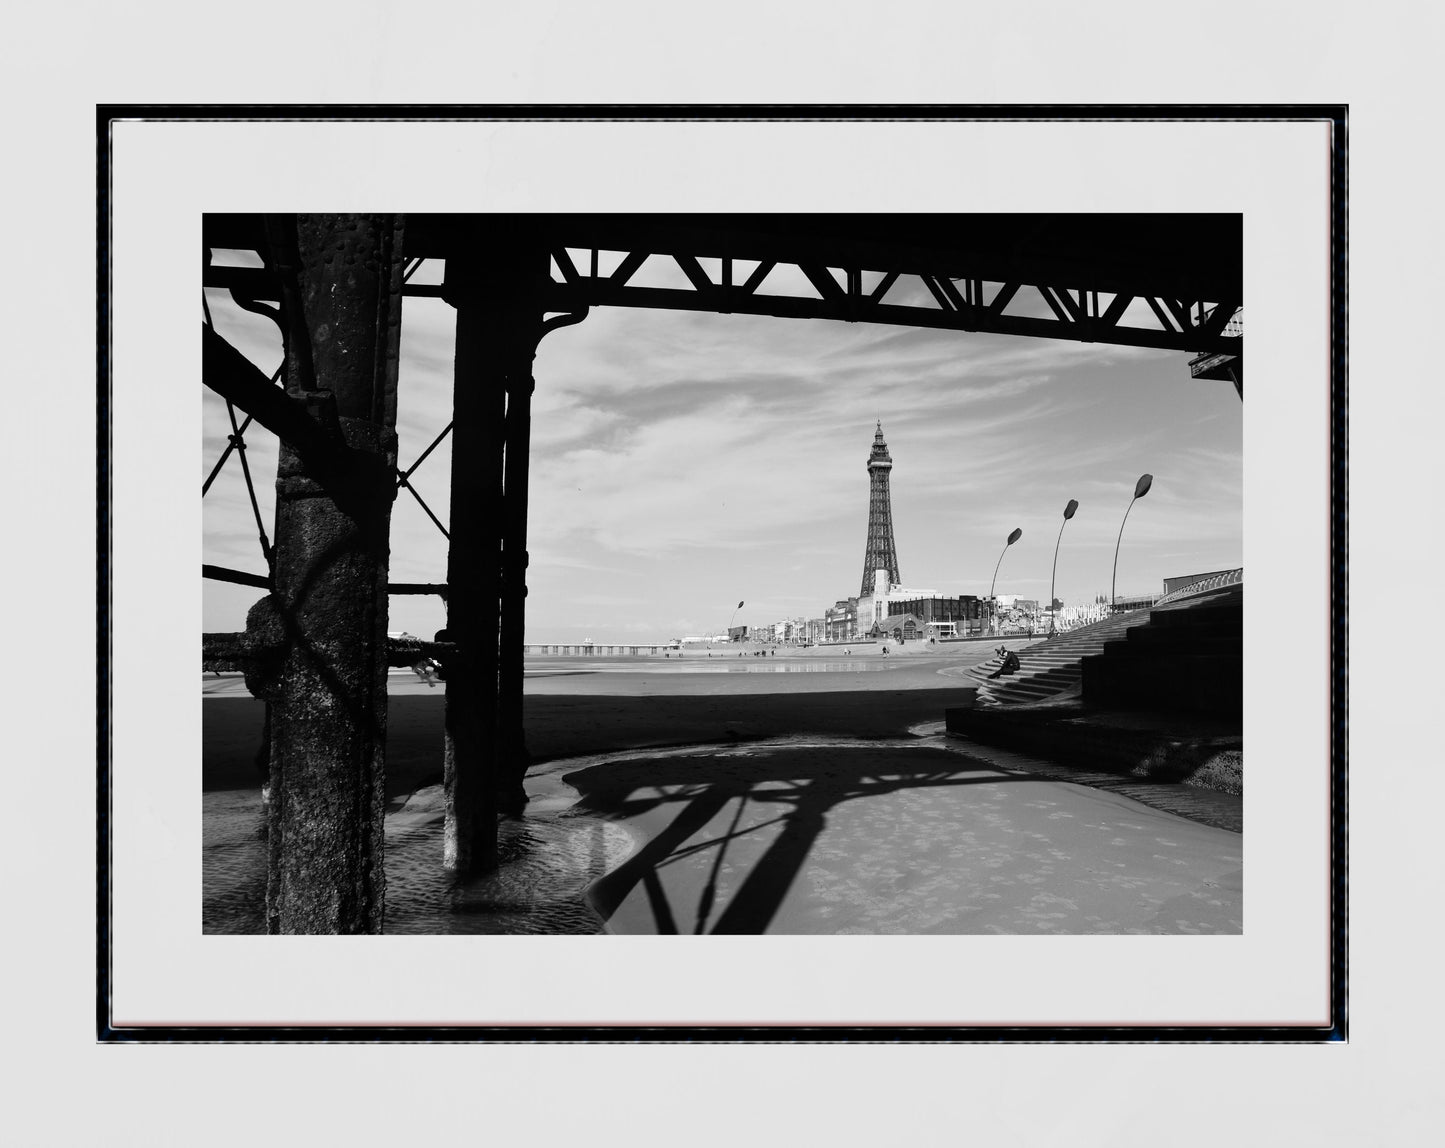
203 323 397 506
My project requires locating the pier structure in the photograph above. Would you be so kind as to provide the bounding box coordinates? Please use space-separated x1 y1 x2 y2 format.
201 213 1242 931
521 643 687 655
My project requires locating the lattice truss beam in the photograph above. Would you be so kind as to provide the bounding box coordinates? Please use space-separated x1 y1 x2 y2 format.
209 249 1241 356
201 215 1241 589
533 248 1242 355
205 212 1243 357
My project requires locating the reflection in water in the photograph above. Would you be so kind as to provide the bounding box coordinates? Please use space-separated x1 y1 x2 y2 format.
525 659 889 675
202 788 634 935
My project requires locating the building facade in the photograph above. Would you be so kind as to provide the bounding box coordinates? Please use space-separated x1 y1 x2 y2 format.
824 597 859 642
886 595 985 637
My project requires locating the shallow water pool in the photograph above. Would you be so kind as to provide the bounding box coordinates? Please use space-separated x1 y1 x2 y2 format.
524 658 891 675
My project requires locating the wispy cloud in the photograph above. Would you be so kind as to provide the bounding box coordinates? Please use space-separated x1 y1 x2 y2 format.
204 267 1241 640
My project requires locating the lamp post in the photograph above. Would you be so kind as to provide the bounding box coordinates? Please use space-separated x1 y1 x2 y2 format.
1049 499 1079 636
728 600 743 642
1111 474 1153 611
989 527 1022 635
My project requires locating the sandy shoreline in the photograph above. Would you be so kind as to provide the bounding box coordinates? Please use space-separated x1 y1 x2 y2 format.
202 649 1241 934
555 740 1240 935
202 650 1001 793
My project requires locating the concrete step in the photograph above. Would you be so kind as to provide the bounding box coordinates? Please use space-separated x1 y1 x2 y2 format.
967 585 1244 714
1126 622 1241 644
992 686 1068 703
943 702 1243 820
1121 635 1243 655
962 610 1159 707
1103 633 1242 658
1147 603 1242 628
1082 653 1242 714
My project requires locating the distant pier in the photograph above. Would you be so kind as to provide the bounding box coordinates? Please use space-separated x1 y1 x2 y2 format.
525 643 680 656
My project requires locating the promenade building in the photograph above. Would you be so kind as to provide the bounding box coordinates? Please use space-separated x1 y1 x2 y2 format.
857 568 940 638
886 595 986 639
824 597 858 643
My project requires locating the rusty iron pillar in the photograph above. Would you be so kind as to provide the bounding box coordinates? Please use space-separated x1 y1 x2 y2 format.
441 229 586 871
261 214 404 933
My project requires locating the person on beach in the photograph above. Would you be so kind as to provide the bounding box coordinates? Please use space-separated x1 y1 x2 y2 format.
255 704 272 799
987 646 1021 679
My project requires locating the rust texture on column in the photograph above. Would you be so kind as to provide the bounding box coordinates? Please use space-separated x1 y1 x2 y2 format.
263 214 404 934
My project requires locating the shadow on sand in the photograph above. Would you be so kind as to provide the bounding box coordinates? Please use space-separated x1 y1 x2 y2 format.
564 744 1046 935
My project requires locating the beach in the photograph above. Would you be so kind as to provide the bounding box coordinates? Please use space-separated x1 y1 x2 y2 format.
202 644 1242 934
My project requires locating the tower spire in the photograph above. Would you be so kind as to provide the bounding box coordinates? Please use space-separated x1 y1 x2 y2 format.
860 422 901 597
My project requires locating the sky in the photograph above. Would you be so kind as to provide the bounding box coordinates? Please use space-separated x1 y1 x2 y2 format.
203 248 1242 645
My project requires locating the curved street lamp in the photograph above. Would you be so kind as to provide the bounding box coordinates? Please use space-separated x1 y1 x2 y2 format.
989 527 1022 634
1049 499 1079 636
1111 474 1153 611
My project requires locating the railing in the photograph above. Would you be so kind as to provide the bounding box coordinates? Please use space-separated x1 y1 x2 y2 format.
1109 596 1160 614
1187 306 1243 376
1155 567 1244 605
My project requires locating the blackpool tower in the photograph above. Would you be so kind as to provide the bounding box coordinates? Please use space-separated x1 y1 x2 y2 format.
859 422 901 597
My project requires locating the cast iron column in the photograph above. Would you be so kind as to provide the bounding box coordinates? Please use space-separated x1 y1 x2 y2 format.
442 235 585 865
496 247 559 817
263 214 403 934
440 246 508 872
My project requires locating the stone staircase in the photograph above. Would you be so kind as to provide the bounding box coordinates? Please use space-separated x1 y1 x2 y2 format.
1081 583 1243 715
953 580 1243 711
943 578 1244 793
952 610 1154 706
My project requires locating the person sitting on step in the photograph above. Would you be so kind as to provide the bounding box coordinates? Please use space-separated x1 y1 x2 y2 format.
987 646 1021 679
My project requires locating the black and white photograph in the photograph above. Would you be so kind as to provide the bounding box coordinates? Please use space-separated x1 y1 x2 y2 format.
21 0 1445 1134
92 113 1344 1041
199 214 1247 940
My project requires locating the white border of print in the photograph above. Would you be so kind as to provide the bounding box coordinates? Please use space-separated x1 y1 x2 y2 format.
110 116 1330 1027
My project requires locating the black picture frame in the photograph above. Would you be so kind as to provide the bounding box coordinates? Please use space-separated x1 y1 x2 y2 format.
98 104 1346 1043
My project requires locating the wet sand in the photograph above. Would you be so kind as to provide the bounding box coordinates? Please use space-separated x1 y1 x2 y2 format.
202 649 1241 934
557 742 1241 935
202 649 1007 793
